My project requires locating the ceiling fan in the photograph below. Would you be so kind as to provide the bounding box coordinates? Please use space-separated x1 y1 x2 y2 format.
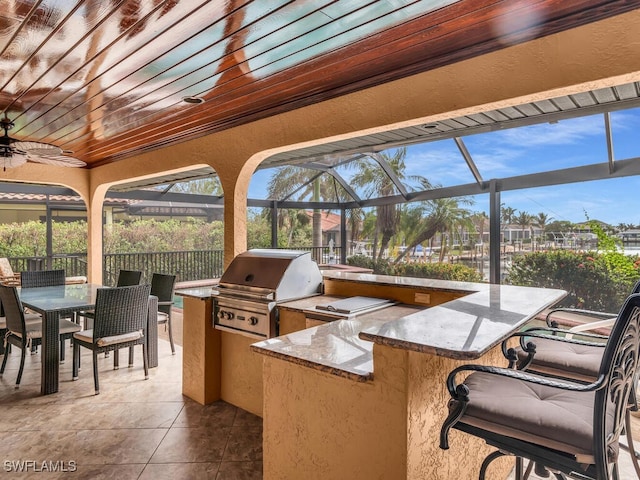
0 118 86 171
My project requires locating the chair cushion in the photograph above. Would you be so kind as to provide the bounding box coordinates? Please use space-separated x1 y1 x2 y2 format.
517 337 603 381
65 276 87 285
74 329 143 346
12 322 47 340
1 313 44 329
24 313 42 324
157 312 169 324
59 319 82 335
13 318 81 339
459 371 616 464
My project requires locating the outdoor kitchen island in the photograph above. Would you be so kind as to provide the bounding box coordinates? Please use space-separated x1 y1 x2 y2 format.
251 272 566 480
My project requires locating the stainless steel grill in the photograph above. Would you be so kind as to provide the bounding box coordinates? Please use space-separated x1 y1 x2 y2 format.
214 249 323 338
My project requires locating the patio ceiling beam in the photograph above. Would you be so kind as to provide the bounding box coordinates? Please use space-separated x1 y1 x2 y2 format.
405 155 640 202
251 155 640 209
107 189 223 205
0 184 77 196
161 183 175 194
367 96 640 155
248 199 360 210
280 171 325 202
300 167 362 203
454 137 483 185
367 152 409 199
604 112 615 174
261 152 366 171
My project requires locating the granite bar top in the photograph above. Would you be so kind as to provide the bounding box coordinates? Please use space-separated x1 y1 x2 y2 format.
175 286 218 299
321 270 480 294
252 273 567 380
251 304 422 382
359 283 565 359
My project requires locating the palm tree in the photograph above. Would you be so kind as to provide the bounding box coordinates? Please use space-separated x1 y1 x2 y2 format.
265 166 342 250
534 212 552 248
501 205 516 226
534 212 551 231
349 148 412 262
393 189 474 264
346 207 364 253
469 211 488 255
513 211 533 247
171 177 223 195
396 203 426 260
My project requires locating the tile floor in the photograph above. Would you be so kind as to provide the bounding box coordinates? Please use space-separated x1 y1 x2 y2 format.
0 311 262 479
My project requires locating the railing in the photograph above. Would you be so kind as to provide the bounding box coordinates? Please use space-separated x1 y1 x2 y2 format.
102 250 224 285
7 250 225 286
7 247 337 286
7 255 88 277
274 246 342 265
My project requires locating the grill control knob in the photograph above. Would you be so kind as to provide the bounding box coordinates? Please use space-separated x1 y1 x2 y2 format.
249 316 259 325
227 311 235 320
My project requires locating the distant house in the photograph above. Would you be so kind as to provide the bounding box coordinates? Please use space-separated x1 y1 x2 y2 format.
619 229 640 248
304 210 345 247
0 192 223 225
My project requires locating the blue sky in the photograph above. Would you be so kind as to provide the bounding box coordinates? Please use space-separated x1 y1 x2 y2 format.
249 107 640 226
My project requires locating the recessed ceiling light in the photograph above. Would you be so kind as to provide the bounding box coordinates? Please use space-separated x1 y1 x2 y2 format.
183 96 205 104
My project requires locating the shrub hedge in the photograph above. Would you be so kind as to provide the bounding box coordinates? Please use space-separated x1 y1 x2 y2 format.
506 250 640 312
346 255 483 282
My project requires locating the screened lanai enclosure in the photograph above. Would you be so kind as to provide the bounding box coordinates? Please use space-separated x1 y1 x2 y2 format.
2 79 640 285
248 80 640 283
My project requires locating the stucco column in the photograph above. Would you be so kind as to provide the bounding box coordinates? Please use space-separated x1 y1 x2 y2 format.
219 162 254 268
87 185 107 284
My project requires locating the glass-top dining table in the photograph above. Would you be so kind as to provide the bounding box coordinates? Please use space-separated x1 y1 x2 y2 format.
18 283 158 395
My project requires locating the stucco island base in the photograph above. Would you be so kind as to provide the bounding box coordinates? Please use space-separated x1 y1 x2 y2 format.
261 342 512 480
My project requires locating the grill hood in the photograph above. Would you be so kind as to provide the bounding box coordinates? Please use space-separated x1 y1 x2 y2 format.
218 249 323 300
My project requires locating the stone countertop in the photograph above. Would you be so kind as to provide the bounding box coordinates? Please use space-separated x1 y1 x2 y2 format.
359 283 566 359
251 304 422 381
252 273 567 380
175 286 218 299
320 270 480 294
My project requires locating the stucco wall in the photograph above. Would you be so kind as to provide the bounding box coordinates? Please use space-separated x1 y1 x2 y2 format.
262 345 408 480
261 342 513 479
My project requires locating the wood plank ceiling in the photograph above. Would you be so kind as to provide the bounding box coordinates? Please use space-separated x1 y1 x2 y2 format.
0 0 635 168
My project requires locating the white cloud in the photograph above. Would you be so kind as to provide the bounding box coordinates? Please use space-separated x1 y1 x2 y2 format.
489 116 604 148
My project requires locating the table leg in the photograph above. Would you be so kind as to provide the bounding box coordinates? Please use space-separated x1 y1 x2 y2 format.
41 311 60 395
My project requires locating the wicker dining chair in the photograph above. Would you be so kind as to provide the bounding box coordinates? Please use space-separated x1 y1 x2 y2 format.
20 269 66 288
77 269 143 330
440 293 640 480
0 285 81 387
20 269 71 354
71 284 151 395
151 273 177 355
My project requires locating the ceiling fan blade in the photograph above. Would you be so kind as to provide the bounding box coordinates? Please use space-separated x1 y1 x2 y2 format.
13 141 63 156
26 154 86 167
0 155 28 168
